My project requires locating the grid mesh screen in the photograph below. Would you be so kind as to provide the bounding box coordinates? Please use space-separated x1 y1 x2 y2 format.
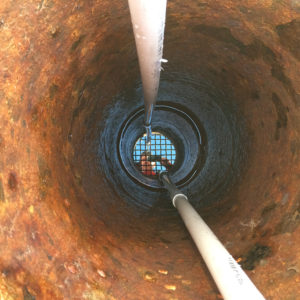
133 132 176 177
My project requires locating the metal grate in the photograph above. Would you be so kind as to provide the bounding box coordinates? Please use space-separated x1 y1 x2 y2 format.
133 132 176 177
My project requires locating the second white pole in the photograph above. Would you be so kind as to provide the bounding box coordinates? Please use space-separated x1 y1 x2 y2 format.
173 194 265 300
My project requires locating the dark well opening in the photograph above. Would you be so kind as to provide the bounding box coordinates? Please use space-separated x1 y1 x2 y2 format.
0 0 299 299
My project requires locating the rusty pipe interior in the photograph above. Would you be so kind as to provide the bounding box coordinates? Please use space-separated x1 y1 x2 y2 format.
0 0 299 299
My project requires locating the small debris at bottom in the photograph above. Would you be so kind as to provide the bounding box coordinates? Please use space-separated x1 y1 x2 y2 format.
97 270 106 278
143 271 156 282
164 284 176 291
158 269 168 275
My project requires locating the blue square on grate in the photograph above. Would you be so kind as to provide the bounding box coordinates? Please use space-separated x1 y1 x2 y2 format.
133 132 176 177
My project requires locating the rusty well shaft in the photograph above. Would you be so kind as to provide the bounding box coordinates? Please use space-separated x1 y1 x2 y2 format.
0 0 299 299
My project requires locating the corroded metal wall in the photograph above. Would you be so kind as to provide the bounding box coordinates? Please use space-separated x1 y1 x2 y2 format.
0 0 299 299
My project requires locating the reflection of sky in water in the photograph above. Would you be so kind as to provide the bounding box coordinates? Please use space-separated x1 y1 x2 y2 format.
133 132 176 173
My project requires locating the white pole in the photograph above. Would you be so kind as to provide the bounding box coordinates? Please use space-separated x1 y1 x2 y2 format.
128 0 167 139
173 194 265 300
159 172 265 300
